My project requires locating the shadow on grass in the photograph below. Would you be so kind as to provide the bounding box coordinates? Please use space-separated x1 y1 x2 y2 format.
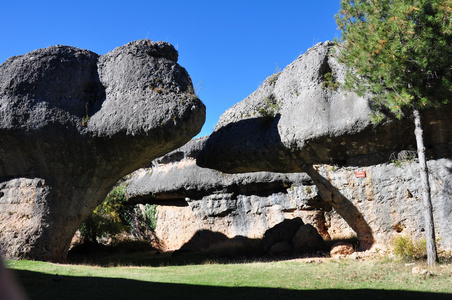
13 268 451 300
66 236 361 268
68 218 362 268
67 244 332 268
68 249 236 267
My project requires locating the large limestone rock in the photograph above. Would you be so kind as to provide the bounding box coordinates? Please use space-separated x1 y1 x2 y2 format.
262 217 305 253
197 41 452 172
330 242 354 258
317 158 452 250
0 40 205 261
127 139 452 253
126 137 329 251
196 41 452 250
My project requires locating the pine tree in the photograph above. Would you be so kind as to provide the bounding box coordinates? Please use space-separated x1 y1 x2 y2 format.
336 0 452 265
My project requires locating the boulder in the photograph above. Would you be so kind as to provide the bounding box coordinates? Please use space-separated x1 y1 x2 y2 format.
0 40 205 261
262 218 304 253
330 242 354 258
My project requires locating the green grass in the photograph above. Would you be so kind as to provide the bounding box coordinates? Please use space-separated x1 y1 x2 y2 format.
6 256 452 300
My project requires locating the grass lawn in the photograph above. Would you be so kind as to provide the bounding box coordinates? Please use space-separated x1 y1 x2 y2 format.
6 254 452 300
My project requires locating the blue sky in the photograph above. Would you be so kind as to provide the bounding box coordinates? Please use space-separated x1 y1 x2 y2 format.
1 0 341 137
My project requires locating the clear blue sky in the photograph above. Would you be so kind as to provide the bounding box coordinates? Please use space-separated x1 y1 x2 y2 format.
0 0 341 137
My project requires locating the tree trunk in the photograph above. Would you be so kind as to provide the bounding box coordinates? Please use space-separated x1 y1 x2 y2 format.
413 108 438 266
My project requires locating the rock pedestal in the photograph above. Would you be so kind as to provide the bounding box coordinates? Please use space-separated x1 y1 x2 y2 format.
0 40 205 261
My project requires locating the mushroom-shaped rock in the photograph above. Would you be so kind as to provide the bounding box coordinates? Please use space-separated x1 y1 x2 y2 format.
0 40 205 261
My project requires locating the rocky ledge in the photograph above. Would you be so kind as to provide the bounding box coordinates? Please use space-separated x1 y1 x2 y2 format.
197 42 452 172
126 137 452 253
127 41 451 253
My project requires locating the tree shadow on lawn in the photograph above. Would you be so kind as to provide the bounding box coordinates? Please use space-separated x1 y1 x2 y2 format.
12 269 452 300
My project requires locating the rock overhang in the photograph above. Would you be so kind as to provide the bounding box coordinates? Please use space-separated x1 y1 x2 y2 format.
197 41 452 173
126 137 313 204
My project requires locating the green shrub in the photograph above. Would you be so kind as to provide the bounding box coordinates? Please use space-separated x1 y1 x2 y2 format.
257 94 280 119
321 72 338 91
392 234 426 261
79 185 131 244
136 204 158 231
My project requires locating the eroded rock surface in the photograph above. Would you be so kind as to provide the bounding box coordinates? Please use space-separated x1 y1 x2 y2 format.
197 41 452 171
127 137 314 204
195 41 452 250
126 138 329 252
127 138 452 253
0 40 205 261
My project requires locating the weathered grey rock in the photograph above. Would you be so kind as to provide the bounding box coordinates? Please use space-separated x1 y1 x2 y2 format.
197 41 452 172
126 138 328 252
0 40 205 261
127 137 314 203
317 157 452 251
125 136 452 253
195 41 452 251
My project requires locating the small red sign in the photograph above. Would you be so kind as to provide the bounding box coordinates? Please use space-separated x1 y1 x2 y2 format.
355 170 366 178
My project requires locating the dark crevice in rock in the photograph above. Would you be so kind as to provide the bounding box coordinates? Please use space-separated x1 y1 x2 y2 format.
318 54 333 82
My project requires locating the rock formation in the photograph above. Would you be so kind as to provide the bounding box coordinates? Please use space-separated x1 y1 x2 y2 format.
127 137 313 205
126 137 329 253
197 41 452 172
0 40 205 261
196 41 452 250
330 242 354 258
126 137 452 253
